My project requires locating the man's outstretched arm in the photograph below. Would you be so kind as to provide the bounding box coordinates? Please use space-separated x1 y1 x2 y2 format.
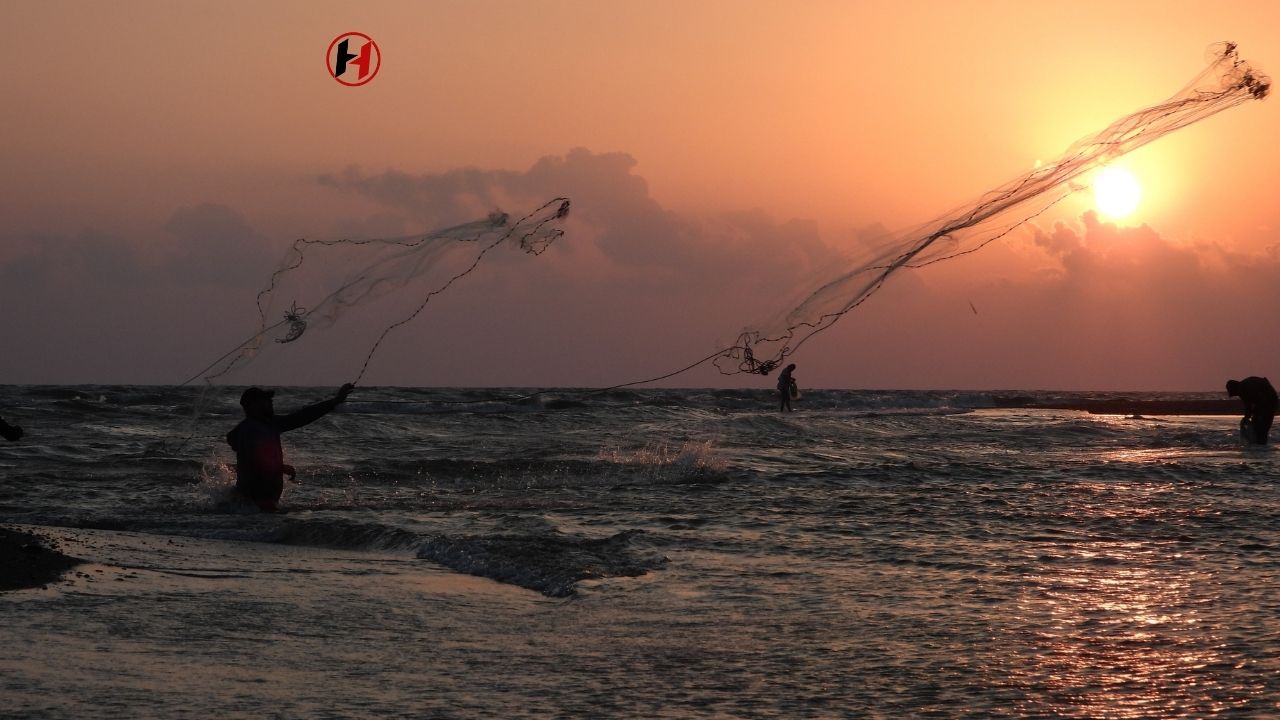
276 384 354 433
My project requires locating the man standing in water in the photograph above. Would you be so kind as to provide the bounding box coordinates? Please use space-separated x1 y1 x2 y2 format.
1226 376 1278 445
227 384 353 512
777 363 798 413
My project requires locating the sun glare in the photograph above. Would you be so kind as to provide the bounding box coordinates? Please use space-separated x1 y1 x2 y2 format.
1093 166 1142 219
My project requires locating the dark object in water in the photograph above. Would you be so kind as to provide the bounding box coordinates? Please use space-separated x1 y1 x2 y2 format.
0 527 81 592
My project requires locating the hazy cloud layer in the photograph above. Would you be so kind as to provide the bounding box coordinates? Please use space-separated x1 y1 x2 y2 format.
2 151 1278 389
319 148 841 278
1 230 142 288
309 149 849 386
164 204 275 287
0 150 847 385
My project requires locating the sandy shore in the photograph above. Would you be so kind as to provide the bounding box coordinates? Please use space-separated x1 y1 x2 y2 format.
0 526 83 592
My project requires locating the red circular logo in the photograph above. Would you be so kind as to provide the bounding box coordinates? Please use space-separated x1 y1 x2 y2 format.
327 32 381 86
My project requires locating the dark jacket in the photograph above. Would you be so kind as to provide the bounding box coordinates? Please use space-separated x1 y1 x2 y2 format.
1235 376 1278 420
777 369 795 393
226 398 341 500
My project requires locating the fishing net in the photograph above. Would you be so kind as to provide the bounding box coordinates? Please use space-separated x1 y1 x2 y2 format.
184 197 569 389
170 198 569 445
711 42 1269 378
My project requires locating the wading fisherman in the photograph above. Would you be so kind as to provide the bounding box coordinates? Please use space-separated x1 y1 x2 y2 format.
777 364 798 413
226 384 353 512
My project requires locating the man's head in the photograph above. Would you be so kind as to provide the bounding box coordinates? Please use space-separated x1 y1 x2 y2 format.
240 387 275 419
1226 380 1242 397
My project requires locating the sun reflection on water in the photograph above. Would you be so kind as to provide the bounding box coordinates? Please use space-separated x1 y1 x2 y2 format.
996 484 1266 717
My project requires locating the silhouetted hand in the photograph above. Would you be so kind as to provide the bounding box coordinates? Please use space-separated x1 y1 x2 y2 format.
283 464 297 482
335 383 354 404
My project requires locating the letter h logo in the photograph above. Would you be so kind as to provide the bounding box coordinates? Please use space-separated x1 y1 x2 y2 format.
327 33 381 86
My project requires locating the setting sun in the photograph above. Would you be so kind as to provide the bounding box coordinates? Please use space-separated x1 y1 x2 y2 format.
1093 166 1142 219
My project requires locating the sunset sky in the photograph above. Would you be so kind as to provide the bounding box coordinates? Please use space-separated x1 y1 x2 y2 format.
3 1 1278 390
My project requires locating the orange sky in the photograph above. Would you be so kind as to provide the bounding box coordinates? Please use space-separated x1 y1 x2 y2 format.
2 1 1278 389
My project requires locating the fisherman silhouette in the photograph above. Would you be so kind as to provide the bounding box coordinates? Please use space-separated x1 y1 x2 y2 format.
777 364 798 413
1226 376 1277 445
226 384 353 512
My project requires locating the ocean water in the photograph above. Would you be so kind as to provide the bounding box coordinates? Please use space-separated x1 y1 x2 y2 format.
1 385 1278 718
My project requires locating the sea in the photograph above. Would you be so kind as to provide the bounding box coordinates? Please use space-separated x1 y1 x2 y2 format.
1 384 1278 719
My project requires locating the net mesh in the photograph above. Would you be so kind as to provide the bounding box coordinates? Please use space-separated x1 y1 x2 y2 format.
712 42 1268 377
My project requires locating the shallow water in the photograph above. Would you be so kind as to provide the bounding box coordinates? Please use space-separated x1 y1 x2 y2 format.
1 386 1278 717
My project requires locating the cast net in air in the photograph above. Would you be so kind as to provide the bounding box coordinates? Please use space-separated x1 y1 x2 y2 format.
710 42 1269 378
172 198 569 443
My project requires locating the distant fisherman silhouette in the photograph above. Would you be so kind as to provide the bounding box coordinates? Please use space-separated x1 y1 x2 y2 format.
1226 377 1277 445
0 415 22 442
227 384 353 512
777 364 798 412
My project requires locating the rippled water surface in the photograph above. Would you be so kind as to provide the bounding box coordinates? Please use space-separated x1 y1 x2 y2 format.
1 386 1278 717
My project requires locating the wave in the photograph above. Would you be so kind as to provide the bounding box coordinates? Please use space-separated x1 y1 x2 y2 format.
341 398 585 415
343 441 729 489
10 514 665 598
415 528 664 597
268 517 423 552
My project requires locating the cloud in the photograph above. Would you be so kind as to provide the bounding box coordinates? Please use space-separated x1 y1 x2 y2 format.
1 203 279 292
318 148 842 279
1022 210 1277 320
0 229 143 288
3 149 856 384
6 148 1275 389
0 204 290 383
163 203 276 286
305 148 853 385
1032 211 1202 290
769 209 1280 391
965 211 1280 388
